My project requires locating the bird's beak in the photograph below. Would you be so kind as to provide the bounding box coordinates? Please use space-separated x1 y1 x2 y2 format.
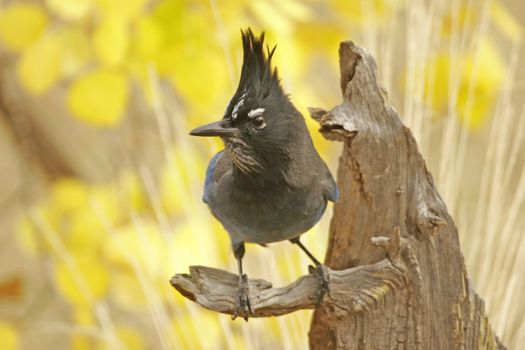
189 120 238 137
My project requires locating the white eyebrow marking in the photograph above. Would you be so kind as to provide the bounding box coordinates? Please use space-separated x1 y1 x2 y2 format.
231 92 248 120
247 108 265 118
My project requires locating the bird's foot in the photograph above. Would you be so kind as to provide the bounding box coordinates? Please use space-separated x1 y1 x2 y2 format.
232 274 253 321
308 264 331 307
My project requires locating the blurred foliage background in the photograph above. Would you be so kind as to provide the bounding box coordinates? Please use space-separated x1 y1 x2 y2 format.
0 0 524 349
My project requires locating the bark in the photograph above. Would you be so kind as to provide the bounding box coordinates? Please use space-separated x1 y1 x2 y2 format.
309 42 504 349
171 42 505 349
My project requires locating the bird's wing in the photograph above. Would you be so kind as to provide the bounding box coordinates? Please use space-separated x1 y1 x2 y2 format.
320 165 339 203
203 150 232 204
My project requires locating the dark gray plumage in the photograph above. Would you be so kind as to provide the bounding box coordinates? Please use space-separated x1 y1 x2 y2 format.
190 29 337 320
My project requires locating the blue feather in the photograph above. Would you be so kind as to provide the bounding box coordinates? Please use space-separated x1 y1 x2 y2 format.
323 180 339 202
330 186 340 202
203 151 224 203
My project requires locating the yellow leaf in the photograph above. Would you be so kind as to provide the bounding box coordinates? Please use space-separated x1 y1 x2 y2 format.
17 35 61 95
457 93 494 128
117 170 147 213
0 322 19 350
167 219 220 272
164 46 229 117
425 55 455 109
151 5 229 118
89 185 124 224
54 253 109 305
150 0 185 45
56 27 93 78
462 40 505 94
46 0 94 21
92 18 129 66
457 39 505 128
18 27 91 91
50 177 89 214
0 3 47 52
72 334 95 350
104 221 166 277
66 207 106 253
67 68 129 127
94 0 147 21
131 17 163 60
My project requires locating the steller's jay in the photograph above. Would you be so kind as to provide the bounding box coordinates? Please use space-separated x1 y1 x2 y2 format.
189 29 338 320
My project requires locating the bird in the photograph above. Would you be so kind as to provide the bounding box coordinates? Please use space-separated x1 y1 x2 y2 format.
189 28 338 320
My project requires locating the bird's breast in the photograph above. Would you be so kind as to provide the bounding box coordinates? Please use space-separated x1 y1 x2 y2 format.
208 181 327 244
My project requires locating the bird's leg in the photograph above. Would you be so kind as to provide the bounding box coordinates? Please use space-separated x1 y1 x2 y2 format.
232 242 252 321
290 237 330 307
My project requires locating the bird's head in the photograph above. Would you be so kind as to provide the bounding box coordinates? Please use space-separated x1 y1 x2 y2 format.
190 29 305 175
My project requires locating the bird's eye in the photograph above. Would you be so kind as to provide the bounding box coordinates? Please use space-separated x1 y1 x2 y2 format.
251 116 266 129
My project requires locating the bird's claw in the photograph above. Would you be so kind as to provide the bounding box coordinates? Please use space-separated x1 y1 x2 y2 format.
308 264 331 307
232 274 253 321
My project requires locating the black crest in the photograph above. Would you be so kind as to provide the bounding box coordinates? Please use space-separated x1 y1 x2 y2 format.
239 29 282 97
225 29 285 118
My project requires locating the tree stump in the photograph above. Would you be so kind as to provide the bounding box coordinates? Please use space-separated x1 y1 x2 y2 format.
171 42 505 350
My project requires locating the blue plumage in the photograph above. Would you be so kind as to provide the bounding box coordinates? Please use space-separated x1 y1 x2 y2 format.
189 29 337 319
203 151 224 204
327 186 339 203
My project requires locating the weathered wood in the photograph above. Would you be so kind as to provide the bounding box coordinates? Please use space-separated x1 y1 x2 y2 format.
171 41 505 349
171 229 407 318
308 41 504 350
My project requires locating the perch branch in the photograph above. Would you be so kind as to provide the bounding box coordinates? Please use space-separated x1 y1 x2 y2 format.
171 233 406 318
